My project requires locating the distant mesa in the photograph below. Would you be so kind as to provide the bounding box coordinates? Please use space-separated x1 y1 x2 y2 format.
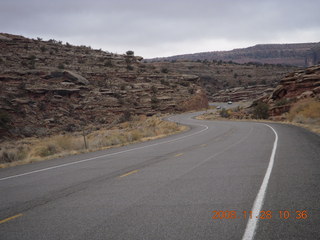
148 43 320 67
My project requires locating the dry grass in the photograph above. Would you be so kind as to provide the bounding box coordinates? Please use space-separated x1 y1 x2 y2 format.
286 98 320 134
0 115 188 168
287 98 320 124
197 99 320 135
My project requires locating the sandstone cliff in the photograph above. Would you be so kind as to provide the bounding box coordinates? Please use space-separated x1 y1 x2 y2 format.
252 65 320 117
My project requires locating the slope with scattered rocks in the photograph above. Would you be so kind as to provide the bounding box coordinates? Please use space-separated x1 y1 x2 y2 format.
0 33 207 139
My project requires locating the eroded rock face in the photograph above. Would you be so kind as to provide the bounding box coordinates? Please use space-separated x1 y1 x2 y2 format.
0 33 208 138
149 60 296 102
270 65 320 101
261 65 320 116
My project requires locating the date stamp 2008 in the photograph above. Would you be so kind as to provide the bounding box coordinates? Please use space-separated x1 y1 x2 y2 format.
211 210 308 220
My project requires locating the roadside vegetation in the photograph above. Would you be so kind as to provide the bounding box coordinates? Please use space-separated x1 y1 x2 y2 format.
286 98 320 133
0 115 187 168
197 99 320 134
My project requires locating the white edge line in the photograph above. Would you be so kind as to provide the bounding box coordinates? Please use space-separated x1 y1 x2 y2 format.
242 123 278 240
0 119 208 181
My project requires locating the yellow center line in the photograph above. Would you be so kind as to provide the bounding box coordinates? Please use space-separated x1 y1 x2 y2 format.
200 144 207 147
175 153 183 157
0 214 23 224
119 170 139 178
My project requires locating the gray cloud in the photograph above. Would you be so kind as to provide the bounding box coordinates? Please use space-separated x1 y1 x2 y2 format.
1 0 320 57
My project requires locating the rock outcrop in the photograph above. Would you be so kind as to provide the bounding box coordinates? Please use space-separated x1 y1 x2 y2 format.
258 65 320 116
149 60 296 101
269 65 320 101
0 33 208 139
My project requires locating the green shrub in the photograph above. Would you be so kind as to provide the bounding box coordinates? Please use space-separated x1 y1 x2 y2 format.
38 144 57 157
58 63 65 69
104 60 113 67
0 110 10 129
160 79 170 86
151 85 158 93
119 111 132 123
151 95 159 104
188 88 195 94
127 65 134 71
253 102 269 119
161 68 169 73
126 50 134 56
274 98 290 106
220 108 230 118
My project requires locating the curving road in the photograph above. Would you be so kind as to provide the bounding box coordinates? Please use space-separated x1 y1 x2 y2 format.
0 112 319 240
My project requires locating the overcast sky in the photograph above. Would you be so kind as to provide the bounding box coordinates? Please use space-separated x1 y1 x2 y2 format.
1 0 320 58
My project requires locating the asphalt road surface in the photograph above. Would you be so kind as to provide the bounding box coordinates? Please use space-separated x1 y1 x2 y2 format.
0 112 319 240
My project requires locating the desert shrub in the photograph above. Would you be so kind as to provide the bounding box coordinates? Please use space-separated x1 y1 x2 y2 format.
180 81 190 87
188 88 195 94
252 102 269 119
220 108 230 118
120 84 126 90
40 46 47 52
0 151 17 163
104 59 113 67
0 146 28 163
160 79 170 86
119 111 132 123
127 65 134 71
151 95 159 104
275 98 291 106
37 144 57 157
58 63 65 69
151 85 158 93
126 50 134 56
161 68 169 73
0 110 10 129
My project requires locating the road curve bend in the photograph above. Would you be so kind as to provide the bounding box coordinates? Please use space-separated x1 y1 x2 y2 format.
0 112 319 240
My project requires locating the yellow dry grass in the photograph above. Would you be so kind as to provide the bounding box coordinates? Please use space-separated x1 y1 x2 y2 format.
197 98 320 135
287 98 320 124
0 115 188 168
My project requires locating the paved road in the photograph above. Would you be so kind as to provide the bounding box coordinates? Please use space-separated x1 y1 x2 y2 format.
0 112 319 240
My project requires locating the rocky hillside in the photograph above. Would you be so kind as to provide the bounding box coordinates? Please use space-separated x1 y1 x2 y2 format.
149 43 320 67
258 65 320 117
0 33 208 139
148 60 296 101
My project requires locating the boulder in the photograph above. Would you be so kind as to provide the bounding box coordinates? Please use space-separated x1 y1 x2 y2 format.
63 71 89 85
46 70 89 85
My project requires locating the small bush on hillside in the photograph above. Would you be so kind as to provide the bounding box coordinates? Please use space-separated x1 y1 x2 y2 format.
161 68 169 73
151 95 159 104
126 50 134 56
58 63 65 69
0 110 10 129
188 88 195 94
252 102 269 119
119 111 132 123
151 85 158 93
220 108 230 118
274 98 291 106
180 81 190 87
126 65 134 71
160 79 170 86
